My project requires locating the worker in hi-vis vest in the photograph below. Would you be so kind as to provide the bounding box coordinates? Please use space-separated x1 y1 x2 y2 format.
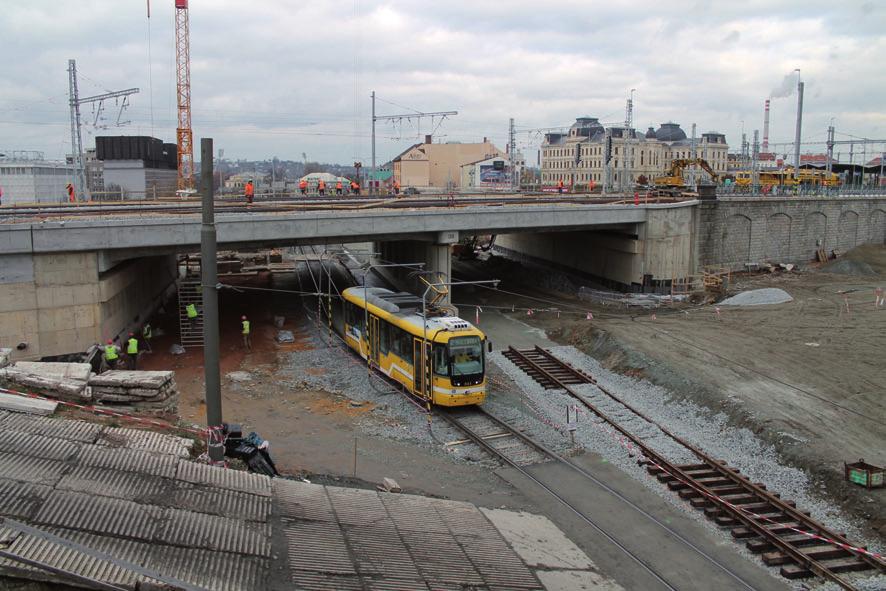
142 322 152 353
103 339 120 370
241 315 252 350
126 332 139 370
186 303 199 330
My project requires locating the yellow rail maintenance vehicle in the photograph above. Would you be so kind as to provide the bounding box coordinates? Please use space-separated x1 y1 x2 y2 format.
341 286 489 406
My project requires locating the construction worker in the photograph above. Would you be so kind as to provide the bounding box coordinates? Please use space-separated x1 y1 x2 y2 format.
299 179 308 196
126 332 139 370
335 180 343 196
317 179 326 196
557 179 564 194
142 322 153 353
393 181 401 196
350 180 360 195
241 315 252 350
186 302 199 331
244 180 255 205
103 339 120 370
66 183 76 203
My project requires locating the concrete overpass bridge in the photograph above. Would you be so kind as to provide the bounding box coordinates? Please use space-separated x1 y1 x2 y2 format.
2 193 885 361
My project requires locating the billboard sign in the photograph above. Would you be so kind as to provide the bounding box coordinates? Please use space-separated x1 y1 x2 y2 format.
479 164 508 186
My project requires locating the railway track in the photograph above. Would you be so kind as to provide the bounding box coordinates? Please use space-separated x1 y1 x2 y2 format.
502 346 886 590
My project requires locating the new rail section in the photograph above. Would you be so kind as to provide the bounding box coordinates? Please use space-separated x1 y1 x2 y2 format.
500 346 886 591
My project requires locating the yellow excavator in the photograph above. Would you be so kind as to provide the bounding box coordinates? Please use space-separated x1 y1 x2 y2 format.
653 158 719 194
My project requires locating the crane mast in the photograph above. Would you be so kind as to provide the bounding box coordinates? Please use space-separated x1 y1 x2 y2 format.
175 0 194 192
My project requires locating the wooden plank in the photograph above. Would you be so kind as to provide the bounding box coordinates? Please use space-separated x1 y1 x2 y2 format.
0 392 58 416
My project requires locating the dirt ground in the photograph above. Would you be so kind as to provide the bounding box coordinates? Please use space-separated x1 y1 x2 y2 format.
456 245 886 540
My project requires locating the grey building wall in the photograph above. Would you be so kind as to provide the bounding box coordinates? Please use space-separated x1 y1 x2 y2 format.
103 161 177 199
696 196 886 269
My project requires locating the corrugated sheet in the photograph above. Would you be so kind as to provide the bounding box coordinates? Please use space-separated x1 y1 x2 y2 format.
0 410 10 423
57 465 170 502
364 578 431 590
0 478 52 519
380 494 451 535
0 527 152 590
77 444 178 479
0 429 81 461
400 530 484 586
283 519 355 575
273 479 335 522
171 483 271 522
345 523 421 580
437 503 500 539
176 460 272 497
1 414 101 442
33 491 160 540
158 507 271 557
0 527 21 545
290 571 363 590
456 534 541 589
326 486 388 526
96 427 192 457
149 545 267 591
0 451 66 487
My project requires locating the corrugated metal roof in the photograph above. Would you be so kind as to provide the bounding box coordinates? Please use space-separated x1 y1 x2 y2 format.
176 459 272 497
149 546 268 591
1 414 102 442
0 452 66 487
158 507 271 557
96 427 193 457
364 579 431 591
33 491 160 540
0 479 53 520
57 465 170 502
380 493 451 535
457 534 541 589
326 486 388 526
345 523 421 580
0 429 81 462
401 529 485 586
273 478 335 522
77 444 179 479
283 519 355 575
171 483 272 523
290 571 364 590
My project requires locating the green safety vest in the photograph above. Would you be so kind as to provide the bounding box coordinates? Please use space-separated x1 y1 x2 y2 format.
242 320 250 335
186 304 197 319
143 324 152 339
127 338 138 355
104 344 118 361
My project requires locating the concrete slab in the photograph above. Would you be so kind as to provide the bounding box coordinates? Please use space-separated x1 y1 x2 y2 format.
536 569 625 591
0 391 58 415
12 361 91 382
481 507 594 570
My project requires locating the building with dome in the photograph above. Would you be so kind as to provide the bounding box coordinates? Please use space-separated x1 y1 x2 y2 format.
540 117 729 189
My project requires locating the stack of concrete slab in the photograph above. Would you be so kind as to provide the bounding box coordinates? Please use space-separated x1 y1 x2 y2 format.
0 361 92 402
89 370 178 413
0 348 11 369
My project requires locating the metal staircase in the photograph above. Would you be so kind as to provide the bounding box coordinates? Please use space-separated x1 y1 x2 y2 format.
178 278 204 348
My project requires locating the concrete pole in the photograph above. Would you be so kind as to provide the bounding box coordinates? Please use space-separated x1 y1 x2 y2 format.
793 79 804 174
826 125 835 175
371 91 376 195
200 137 224 463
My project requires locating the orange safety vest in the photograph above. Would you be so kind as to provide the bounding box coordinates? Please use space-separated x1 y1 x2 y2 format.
394 182 400 189
351 182 359 190
299 180 307 189
245 183 254 196
67 185 75 202
336 181 342 189
557 180 564 188
318 181 326 190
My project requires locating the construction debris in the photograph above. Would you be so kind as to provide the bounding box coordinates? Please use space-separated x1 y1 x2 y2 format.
844 459 885 489
381 477 402 493
222 423 279 476
719 288 793 306
276 330 295 343
0 348 10 369
89 370 179 413
0 361 92 402
0 391 58 415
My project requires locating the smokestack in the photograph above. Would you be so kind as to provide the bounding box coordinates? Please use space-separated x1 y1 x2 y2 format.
762 99 770 152
794 81 804 172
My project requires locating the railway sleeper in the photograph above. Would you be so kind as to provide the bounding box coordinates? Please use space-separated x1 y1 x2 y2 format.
690 493 761 509
780 557 873 579
678 484 747 499
709 503 801 524
732 521 806 539
746 533 835 553
667 476 733 490
655 469 721 482
647 463 710 475
762 544 851 566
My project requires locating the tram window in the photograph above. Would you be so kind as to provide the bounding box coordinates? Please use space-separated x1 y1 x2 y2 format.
433 345 449 376
379 322 390 355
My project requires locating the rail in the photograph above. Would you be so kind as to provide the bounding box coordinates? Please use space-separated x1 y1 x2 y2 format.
502 346 885 590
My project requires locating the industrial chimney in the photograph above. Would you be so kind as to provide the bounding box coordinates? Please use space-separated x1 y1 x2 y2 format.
794 80 804 172
762 99 770 153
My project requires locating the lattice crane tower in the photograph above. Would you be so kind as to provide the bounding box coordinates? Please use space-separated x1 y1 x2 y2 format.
175 0 194 192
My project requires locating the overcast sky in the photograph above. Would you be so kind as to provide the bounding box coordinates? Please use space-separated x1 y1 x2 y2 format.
2 0 884 165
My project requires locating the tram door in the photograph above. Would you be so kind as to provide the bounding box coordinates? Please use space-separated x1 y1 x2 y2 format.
413 338 431 400
369 316 380 365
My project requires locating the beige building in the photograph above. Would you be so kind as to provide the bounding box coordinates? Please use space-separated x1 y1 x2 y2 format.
392 135 503 189
540 117 728 188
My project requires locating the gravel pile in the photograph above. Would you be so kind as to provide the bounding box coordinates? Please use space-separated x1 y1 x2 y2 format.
821 258 879 277
489 345 884 585
719 287 793 306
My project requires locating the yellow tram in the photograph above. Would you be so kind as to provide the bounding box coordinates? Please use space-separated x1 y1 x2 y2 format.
341 286 488 406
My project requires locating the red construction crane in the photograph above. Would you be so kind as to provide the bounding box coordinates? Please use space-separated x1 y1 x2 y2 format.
175 0 194 192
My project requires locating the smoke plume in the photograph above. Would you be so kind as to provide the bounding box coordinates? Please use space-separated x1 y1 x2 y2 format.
771 73 798 98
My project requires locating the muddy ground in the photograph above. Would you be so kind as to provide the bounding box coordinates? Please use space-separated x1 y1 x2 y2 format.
456 244 886 541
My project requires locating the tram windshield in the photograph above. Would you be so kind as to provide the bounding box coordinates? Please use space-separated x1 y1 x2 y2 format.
448 336 483 379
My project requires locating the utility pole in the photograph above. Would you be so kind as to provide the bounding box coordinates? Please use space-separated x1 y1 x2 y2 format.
689 123 697 189
371 91 376 194
623 89 635 192
200 137 223 464
752 130 760 190
602 128 612 195
508 118 517 191
67 59 138 200
826 124 835 175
